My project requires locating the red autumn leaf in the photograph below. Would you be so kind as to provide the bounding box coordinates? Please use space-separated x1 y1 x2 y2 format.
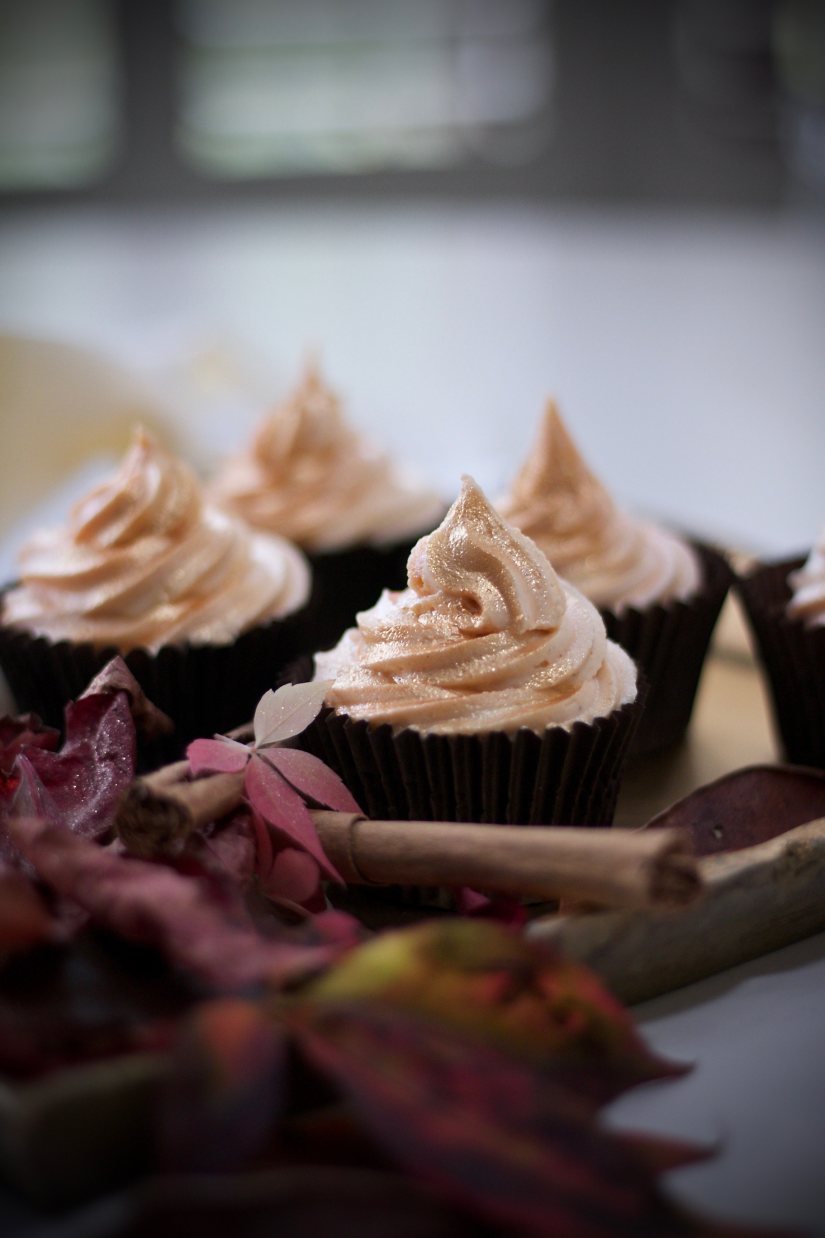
647 764 825 855
4 817 338 992
295 1003 712 1237
158 998 287 1173
0 713 59 777
82 656 173 739
245 754 342 884
187 736 250 776
307 921 684 1105
8 691 136 842
264 747 362 814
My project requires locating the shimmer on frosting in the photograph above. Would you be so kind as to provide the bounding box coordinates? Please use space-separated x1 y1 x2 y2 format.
314 476 636 735
212 361 443 553
787 529 825 627
2 429 310 653
498 402 701 614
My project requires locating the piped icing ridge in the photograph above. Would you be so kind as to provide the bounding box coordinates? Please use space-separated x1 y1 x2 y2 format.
787 529 825 627
314 476 637 735
212 361 443 553
498 402 701 613
2 429 310 653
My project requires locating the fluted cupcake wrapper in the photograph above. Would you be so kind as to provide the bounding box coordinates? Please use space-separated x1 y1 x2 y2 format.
736 556 825 771
601 542 734 757
0 595 318 766
296 691 644 910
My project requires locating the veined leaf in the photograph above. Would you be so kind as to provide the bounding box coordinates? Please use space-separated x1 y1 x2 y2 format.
245 755 342 884
264 747 361 814
188 737 250 776
252 681 331 749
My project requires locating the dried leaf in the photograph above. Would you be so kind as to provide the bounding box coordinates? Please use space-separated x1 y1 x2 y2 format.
252 681 331 749
83 656 173 739
647 764 825 856
296 1004 710 1237
7 691 136 843
265 747 362 813
5 817 337 992
0 713 59 777
246 754 342 883
158 998 286 1173
306 920 683 1103
187 737 250 776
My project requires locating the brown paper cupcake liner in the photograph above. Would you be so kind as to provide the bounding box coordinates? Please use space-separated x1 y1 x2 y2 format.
299 695 643 909
0 596 317 766
736 556 825 770
308 529 434 654
602 542 733 757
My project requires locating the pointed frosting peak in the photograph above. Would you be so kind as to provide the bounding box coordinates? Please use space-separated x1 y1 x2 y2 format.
500 401 700 612
212 361 444 553
407 476 564 636
506 401 615 526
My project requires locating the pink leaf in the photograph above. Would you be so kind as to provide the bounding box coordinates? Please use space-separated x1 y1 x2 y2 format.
250 808 275 881
188 737 250 776
245 755 342 884
252 681 331 748
260 848 323 906
265 748 362 814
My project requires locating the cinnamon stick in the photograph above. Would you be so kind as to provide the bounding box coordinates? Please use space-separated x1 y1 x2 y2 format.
115 767 699 910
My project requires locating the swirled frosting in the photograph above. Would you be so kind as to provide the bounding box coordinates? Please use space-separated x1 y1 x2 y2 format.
498 402 701 614
212 361 444 553
787 529 825 627
2 429 310 653
314 476 637 735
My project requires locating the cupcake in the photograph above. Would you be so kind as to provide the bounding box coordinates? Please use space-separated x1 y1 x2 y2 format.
212 360 444 650
737 530 825 769
0 429 312 750
307 476 641 829
497 402 733 756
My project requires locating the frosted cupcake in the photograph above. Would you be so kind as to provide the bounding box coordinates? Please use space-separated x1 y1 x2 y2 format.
307 476 641 827
498 402 733 755
0 429 312 748
212 360 444 650
737 529 825 769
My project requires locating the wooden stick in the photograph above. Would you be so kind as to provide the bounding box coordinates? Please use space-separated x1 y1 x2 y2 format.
314 813 698 910
528 817 825 1003
115 768 699 910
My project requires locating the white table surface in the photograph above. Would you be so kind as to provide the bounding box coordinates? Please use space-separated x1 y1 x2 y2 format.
1 199 824 1234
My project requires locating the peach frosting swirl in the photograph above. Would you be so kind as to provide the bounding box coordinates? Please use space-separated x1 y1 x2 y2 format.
498 402 701 614
313 476 637 735
212 361 444 553
2 429 310 653
787 528 825 627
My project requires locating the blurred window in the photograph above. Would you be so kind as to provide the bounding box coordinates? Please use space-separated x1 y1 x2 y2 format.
0 0 118 190
176 0 554 177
